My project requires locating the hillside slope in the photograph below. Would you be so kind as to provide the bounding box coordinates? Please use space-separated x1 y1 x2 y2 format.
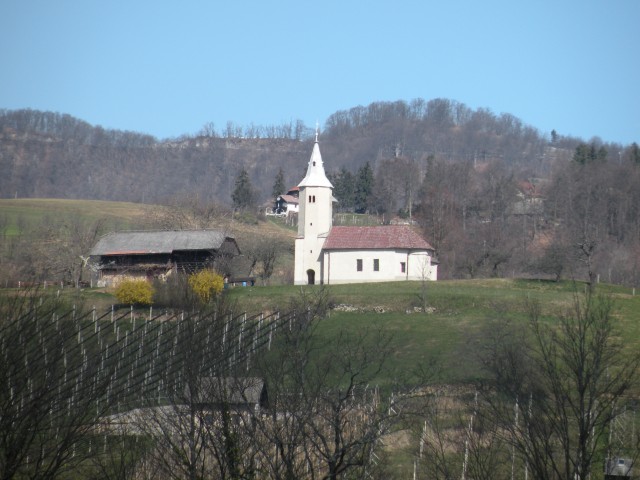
0 100 598 205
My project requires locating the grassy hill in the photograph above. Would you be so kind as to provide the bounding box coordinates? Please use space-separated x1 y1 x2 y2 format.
0 198 159 235
0 198 296 240
3 199 639 386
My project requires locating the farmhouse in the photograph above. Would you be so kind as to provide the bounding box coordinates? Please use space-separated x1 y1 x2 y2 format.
274 186 300 216
294 137 438 285
89 230 240 287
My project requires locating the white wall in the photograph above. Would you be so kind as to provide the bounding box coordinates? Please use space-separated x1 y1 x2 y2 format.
322 249 437 284
294 184 333 285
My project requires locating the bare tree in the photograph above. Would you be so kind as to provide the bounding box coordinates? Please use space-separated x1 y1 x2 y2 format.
478 292 639 480
151 195 233 230
242 236 287 285
251 288 396 479
0 291 120 479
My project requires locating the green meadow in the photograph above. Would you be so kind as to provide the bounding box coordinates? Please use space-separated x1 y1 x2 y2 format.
226 278 640 385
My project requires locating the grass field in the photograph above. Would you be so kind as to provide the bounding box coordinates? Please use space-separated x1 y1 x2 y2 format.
52 278 637 387
0 198 297 243
0 198 158 234
223 279 640 385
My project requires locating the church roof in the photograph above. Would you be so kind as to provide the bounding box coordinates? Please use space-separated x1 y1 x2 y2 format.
323 226 434 251
298 139 333 189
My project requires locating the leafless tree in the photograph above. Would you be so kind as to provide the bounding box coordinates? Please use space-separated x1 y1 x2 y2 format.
242 236 287 285
0 291 119 479
477 292 640 480
150 195 233 231
250 288 396 479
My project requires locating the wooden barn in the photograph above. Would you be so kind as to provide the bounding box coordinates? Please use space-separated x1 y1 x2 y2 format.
89 230 240 287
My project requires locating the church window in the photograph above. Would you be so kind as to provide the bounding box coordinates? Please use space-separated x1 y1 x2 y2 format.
373 259 379 271
356 259 363 272
400 262 406 273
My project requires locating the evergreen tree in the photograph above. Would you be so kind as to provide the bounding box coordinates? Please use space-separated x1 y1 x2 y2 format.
631 142 640 164
573 143 591 165
573 142 607 164
272 168 286 199
354 162 374 214
231 168 255 210
596 145 608 161
329 167 355 212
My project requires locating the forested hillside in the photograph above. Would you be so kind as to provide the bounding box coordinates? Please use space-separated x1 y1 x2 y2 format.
0 100 634 205
1 100 640 285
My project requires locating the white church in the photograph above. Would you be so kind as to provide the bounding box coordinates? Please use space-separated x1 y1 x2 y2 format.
293 137 438 285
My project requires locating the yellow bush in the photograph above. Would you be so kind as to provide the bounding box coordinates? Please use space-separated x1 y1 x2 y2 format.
188 269 224 304
114 279 155 306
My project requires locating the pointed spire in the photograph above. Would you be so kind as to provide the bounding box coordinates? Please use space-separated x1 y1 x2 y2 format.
298 133 333 188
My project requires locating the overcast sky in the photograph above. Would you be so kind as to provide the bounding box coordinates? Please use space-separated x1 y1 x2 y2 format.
1 0 638 144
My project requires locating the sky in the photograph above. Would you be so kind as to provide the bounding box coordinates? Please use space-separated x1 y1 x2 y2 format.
1 1 638 145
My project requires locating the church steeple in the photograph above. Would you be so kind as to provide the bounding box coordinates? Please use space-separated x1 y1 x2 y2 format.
298 136 333 189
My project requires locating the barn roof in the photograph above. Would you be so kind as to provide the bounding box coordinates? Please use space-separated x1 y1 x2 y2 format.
89 230 237 256
323 225 434 251
185 377 266 405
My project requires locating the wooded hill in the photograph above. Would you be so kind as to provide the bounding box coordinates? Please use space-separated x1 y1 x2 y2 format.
1 99 634 206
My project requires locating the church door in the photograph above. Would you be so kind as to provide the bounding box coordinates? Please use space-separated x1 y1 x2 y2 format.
306 269 315 285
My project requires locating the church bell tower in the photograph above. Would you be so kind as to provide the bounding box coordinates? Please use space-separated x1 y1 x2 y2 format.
294 133 333 285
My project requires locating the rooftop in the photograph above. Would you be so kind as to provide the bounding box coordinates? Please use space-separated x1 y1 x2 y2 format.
90 230 236 256
323 225 434 250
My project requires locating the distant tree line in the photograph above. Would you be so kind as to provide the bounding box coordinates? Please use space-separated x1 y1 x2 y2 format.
0 108 157 147
199 119 312 141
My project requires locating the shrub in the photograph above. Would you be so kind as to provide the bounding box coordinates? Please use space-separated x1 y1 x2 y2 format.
152 273 195 310
188 269 224 304
114 279 154 306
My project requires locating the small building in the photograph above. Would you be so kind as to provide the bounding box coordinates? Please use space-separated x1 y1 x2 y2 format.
185 377 268 414
605 457 633 478
269 186 300 217
89 230 240 287
274 193 299 215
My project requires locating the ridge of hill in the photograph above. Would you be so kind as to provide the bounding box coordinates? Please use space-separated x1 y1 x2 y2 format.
0 99 613 206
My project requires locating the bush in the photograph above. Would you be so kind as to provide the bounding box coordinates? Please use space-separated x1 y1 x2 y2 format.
114 279 155 306
188 269 224 304
153 273 195 310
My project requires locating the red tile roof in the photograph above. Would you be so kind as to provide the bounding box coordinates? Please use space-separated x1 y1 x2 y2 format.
323 226 434 250
279 194 299 204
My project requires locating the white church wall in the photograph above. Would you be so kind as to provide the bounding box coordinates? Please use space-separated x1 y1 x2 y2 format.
294 236 326 285
323 249 436 284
